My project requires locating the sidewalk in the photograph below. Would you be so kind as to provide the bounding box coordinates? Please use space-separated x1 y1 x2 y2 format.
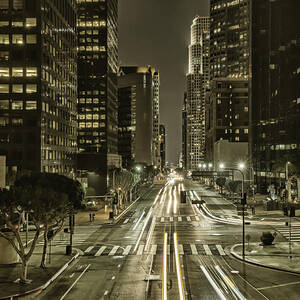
231 242 300 274
0 245 79 299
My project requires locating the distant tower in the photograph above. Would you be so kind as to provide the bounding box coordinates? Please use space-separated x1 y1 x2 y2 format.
186 16 210 170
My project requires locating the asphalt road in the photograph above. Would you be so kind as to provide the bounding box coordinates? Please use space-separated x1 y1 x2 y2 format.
38 180 300 300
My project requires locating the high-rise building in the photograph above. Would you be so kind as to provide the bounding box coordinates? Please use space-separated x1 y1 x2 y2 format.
159 124 166 170
118 66 159 168
152 71 160 167
77 0 120 194
210 0 250 79
186 16 210 170
208 0 250 167
0 0 77 176
252 0 300 193
181 92 188 169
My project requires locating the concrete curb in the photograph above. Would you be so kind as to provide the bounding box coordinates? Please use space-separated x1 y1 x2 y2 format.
0 250 80 300
230 244 300 275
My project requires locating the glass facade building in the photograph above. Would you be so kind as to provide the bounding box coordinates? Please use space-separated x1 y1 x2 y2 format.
0 0 77 175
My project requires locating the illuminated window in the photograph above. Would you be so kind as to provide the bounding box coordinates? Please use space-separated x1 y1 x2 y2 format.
0 100 9 109
0 68 9 77
12 84 23 93
26 34 36 44
0 21 9 27
12 21 23 27
12 67 23 77
26 100 37 110
26 84 37 93
12 34 23 44
0 84 9 93
12 101 23 110
244 129 248 134
12 118 23 126
26 18 36 27
0 117 9 126
244 106 248 112
0 0 8 9
26 67 37 77
13 0 23 9
0 34 9 44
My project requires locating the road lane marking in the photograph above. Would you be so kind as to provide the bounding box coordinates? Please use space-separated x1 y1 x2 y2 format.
170 217 174 222
257 280 300 291
187 216 191 222
151 244 157 255
195 216 200 221
203 244 212 255
84 246 94 253
60 264 91 300
178 216 182 222
123 245 132 256
161 217 165 222
108 246 119 256
179 244 184 255
216 245 226 256
123 218 129 224
137 244 144 255
190 244 198 255
167 245 170 255
95 246 106 256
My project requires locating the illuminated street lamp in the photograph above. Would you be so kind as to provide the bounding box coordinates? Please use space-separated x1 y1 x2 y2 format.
208 163 213 169
219 163 225 169
203 164 207 169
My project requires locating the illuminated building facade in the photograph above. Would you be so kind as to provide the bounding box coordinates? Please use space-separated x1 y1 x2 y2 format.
0 0 77 175
186 16 210 170
252 0 300 192
77 0 120 194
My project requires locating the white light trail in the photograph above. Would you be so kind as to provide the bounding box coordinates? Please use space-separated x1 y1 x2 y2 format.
173 186 177 214
145 216 156 252
200 265 227 300
133 208 153 253
167 188 172 214
215 265 246 300
162 232 168 300
132 210 145 231
174 232 186 300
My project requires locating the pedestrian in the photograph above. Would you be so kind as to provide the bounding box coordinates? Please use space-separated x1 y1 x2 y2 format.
89 213 92 222
251 205 255 215
92 213 95 221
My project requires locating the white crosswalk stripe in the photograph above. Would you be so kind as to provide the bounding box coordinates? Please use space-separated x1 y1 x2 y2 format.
123 218 129 224
187 216 191 222
84 246 94 253
203 244 212 255
195 216 200 221
123 245 132 256
276 225 300 241
161 217 165 222
179 244 184 255
137 245 144 255
216 245 226 256
95 246 106 256
150 244 157 255
108 246 119 256
178 216 182 222
190 244 198 255
170 217 174 222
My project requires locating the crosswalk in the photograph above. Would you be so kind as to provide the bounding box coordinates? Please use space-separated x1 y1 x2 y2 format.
123 215 202 224
83 243 227 257
275 224 300 242
37 225 99 247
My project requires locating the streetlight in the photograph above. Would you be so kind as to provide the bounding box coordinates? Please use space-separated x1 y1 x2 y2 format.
203 164 207 169
219 163 225 170
220 164 246 260
286 161 291 202
208 163 213 169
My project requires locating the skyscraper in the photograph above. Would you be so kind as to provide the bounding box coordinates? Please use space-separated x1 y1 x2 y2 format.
118 66 159 168
0 0 77 176
182 92 188 169
252 0 300 193
186 16 210 170
77 0 120 194
159 124 166 171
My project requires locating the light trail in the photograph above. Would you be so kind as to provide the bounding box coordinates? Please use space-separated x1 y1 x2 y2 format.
173 186 177 214
215 265 247 300
132 210 145 231
167 188 173 214
145 216 156 252
174 232 186 300
133 208 153 253
200 265 227 300
162 232 168 300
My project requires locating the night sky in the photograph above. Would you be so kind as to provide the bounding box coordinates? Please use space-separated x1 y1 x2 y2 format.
118 0 209 164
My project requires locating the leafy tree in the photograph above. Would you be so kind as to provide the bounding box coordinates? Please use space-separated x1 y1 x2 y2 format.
227 180 240 195
216 177 226 194
0 187 41 283
8 173 85 270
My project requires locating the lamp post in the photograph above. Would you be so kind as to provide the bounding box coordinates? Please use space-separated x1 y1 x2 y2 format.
286 161 291 202
220 163 246 259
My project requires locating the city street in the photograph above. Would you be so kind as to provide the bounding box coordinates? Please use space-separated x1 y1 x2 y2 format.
38 181 300 299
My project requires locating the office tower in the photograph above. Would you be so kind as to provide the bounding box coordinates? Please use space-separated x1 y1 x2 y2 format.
118 66 159 168
181 92 188 169
252 0 300 193
77 0 120 194
159 124 166 170
152 71 160 167
210 0 250 79
0 0 77 175
207 0 250 167
186 16 210 170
